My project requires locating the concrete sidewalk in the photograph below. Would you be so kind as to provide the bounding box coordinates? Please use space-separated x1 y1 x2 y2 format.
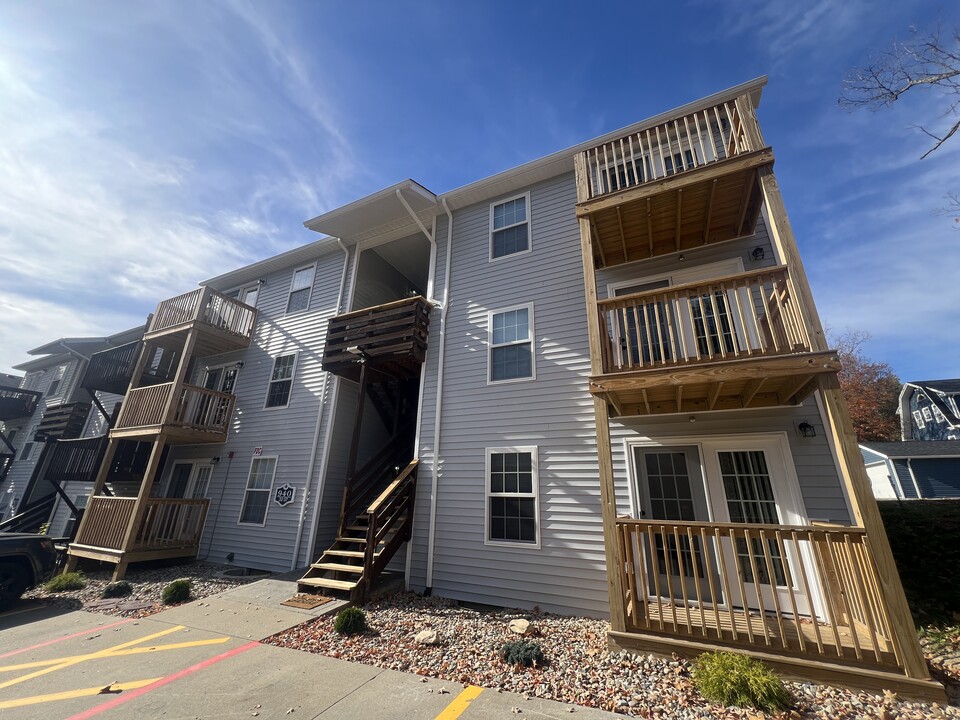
0 573 619 719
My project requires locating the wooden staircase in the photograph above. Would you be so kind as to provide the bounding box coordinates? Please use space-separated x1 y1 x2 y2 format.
299 457 418 601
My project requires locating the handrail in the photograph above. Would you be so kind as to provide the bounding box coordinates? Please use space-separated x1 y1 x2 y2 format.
579 97 756 201
148 286 256 339
0 385 43 421
367 460 419 514
330 295 429 323
81 340 142 392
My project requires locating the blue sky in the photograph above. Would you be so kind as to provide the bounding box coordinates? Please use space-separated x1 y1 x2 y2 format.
1 1 957 382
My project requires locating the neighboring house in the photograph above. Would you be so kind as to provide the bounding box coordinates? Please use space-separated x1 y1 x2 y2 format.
861 441 960 499
898 380 960 441
60 78 939 698
0 328 143 530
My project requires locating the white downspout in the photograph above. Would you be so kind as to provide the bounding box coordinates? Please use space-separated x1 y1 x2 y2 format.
291 239 351 569
424 198 453 591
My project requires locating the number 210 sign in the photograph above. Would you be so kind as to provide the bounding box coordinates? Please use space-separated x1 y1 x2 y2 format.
253 447 263 456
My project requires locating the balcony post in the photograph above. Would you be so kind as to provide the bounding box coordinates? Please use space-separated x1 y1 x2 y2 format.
576 152 627 632
160 328 199 426
64 436 124 572
113 435 168 580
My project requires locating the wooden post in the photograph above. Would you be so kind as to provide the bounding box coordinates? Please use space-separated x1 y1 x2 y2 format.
114 435 169 578
65 436 123 572
576 152 627 632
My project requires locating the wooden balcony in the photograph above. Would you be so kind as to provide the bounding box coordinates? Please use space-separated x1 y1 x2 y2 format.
0 385 42 422
0 453 12 483
33 402 91 441
322 296 431 382
575 98 772 268
611 518 933 694
112 382 236 444
70 495 208 564
80 340 143 395
43 437 107 485
589 266 839 416
144 286 257 356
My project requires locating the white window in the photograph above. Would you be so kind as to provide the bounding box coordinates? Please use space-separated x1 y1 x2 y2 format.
488 304 535 383
19 441 34 461
486 447 539 546
286 265 315 313
489 193 530 260
265 354 297 408
47 364 67 397
913 410 925 429
239 285 259 308
239 456 277 525
922 407 933 422
933 405 945 423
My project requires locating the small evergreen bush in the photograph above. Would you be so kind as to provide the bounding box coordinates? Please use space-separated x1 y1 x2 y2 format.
334 606 367 635
101 581 133 599
44 572 86 592
500 639 545 668
693 651 791 712
161 579 191 605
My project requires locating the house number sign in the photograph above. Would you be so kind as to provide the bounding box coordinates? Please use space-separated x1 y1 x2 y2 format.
253 447 263 456
273 484 295 507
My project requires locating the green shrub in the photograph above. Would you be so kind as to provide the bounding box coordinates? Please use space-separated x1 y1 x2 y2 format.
44 572 86 592
101 581 133 599
500 639 545 668
161 579 191 605
334 606 367 635
693 652 790 712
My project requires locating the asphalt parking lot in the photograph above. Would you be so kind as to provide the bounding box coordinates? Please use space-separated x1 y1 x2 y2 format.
0 580 618 719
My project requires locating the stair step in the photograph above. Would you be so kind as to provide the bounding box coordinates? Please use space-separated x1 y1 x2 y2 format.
299 577 358 591
336 536 366 544
312 562 363 573
324 549 365 558
345 525 368 532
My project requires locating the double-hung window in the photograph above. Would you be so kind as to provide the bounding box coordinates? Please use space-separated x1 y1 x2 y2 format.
240 285 259 308
488 304 534 383
490 193 530 260
486 448 539 546
47 364 66 397
239 456 277 525
286 265 315 313
265 353 296 408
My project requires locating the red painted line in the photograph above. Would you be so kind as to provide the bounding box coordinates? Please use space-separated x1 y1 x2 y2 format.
64 640 260 720
0 618 135 659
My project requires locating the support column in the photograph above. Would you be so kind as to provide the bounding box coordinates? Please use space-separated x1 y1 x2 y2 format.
576 153 627 632
114 435 168 580
65 436 123 572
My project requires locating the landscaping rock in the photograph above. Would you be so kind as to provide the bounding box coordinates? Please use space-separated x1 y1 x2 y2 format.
508 618 532 636
415 629 440 645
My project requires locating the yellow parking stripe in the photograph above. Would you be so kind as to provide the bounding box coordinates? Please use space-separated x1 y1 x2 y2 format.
0 637 230 673
0 625 184 691
0 678 162 709
434 685 484 720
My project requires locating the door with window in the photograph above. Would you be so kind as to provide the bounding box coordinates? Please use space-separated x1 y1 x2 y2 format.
633 446 718 603
165 462 213 499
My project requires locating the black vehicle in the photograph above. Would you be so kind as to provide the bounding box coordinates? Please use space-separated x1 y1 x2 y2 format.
0 533 58 610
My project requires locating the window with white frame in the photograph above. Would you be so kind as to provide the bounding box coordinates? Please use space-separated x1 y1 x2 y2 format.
286 265 315 313
241 285 260 308
487 448 539 545
47 364 66 397
488 304 534 383
239 456 277 525
490 194 530 260
265 354 296 408
19 441 34 461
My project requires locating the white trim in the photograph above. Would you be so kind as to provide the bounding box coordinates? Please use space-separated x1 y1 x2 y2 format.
605 257 745 298
238 455 279 527
488 192 532 262
201 362 241 394
486 302 536 385
905 458 924 499
285 263 317 315
263 352 299 410
483 446 541 549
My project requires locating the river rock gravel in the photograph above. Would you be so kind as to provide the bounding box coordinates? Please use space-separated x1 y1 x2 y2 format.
266 592 959 719
23 561 260 618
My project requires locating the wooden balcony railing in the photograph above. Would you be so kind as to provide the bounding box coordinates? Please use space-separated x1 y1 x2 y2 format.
323 296 431 381
615 518 908 672
74 496 136 551
115 383 235 436
0 385 42 422
581 98 758 201
34 402 92 442
147 286 256 341
131 498 209 551
81 341 142 396
598 267 809 375
44 437 107 486
73 496 208 553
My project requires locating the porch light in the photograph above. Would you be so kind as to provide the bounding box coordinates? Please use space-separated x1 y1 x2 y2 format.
752 247 765 262
234 361 245 369
798 421 816 438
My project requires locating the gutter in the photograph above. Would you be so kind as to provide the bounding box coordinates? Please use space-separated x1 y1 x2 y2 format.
424 198 454 592
291 238 351 569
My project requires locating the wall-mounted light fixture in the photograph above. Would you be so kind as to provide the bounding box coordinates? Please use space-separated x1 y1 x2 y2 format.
688 415 697 423
798 421 816 438
234 361 245 370
211 456 221 465
752 247 765 262
678 253 686 261
257 278 266 285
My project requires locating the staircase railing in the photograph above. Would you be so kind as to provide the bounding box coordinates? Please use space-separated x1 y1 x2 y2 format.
358 459 418 598
338 423 415 535
0 494 57 534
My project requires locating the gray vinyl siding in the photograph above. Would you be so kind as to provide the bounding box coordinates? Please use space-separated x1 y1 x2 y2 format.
81 391 124 438
351 244 423 311
910 459 960 498
163 245 352 572
409 172 609 617
892 459 918 498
